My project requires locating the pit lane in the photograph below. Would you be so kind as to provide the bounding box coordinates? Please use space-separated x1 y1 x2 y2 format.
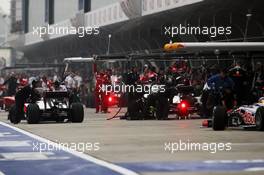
0 108 264 175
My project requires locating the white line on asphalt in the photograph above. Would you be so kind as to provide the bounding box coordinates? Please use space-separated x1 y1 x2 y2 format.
204 159 264 164
0 171 5 175
232 142 264 146
236 160 250 163
0 141 31 147
251 159 264 163
245 167 264 171
0 132 19 137
218 160 233 163
0 152 70 161
0 122 139 175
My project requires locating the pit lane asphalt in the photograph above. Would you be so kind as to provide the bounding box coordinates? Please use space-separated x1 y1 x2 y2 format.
0 108 264 175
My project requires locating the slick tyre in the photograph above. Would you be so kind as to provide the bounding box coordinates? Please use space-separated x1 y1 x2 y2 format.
212 106 227 131
155 98 169 120
127 100 142 120
71 103 84 123
9 105 20 124
26 104 40 124
256 107 264 131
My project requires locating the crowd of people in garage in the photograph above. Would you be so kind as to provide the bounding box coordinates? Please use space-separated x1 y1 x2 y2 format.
93 60 264 114
0 71 83 90
0 71 89 107
0 60 263 116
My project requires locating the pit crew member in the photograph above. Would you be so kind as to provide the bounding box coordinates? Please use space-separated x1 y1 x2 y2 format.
4 72 18 96
95 72 104 113
229 64 247 105
206 69 236 109
12 80 41 124
101 69 112 113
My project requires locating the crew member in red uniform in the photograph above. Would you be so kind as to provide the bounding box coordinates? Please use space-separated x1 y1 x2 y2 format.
170 63 178 74
140 65 150 83
229 63 247 105
95 72 104 113
101 69 112 113
140 65 158 84
47 79 53 91
147 66 158 82
19 77 28 87
140 73 149 83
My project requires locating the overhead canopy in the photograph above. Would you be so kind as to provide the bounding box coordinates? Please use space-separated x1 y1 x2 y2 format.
64 41 264 63
16 0 264 62
174 42 264 52
63 57 94 63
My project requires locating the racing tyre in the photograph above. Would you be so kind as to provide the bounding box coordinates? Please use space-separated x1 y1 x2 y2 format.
212 106 227 131
255 107 264 131
71 103 84 123
155 98 169 120
127 99 143 120
8 105 18 123
26 104 40 124
8 105 15 120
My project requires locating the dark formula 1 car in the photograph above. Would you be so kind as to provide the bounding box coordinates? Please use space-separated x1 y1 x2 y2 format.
9 90 84 124
210 99 264 131
170 84 201 119
126 83 169 120
126 79 201 121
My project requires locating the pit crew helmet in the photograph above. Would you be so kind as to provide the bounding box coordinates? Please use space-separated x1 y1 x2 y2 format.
29 77 41 88
258 97 264 104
